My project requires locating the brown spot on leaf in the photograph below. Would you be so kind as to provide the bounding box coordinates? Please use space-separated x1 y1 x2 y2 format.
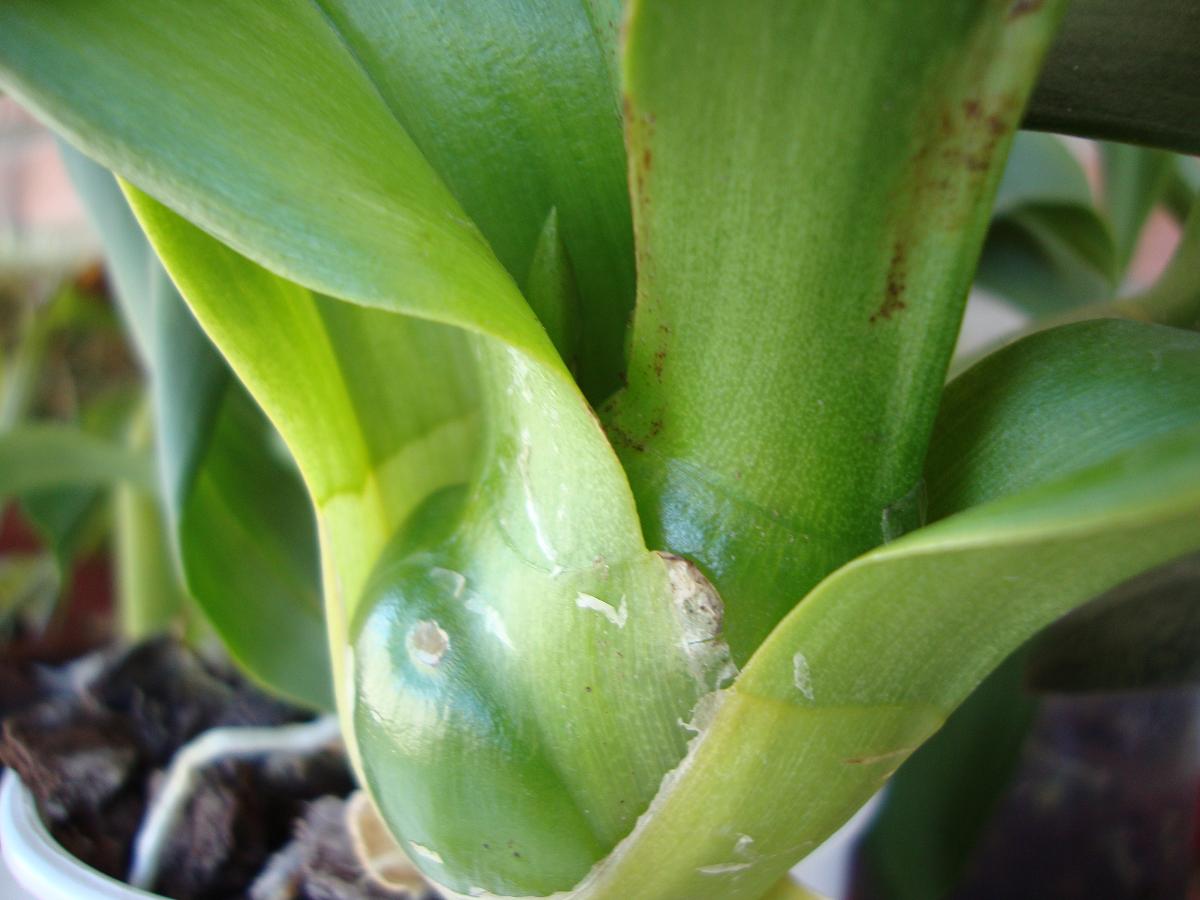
603 420 645 453
962 99 981 119
870 242 908 324
651 348 666 379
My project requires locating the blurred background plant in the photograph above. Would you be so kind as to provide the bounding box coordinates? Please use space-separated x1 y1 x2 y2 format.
0 95 185 668
0 92 327 711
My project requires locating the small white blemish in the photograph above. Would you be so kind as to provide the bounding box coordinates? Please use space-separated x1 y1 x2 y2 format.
429 567 466 599
408 842 443 865
465 596 516 651
793 652 814 700
407 621 450 668
575 592 628 628
734 834 754 855
698 861 753 876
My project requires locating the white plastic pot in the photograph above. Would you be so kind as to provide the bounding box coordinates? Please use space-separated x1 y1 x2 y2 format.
0 770 164 900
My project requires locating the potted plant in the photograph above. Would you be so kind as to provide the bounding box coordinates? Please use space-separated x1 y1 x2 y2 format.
1 0 1198 898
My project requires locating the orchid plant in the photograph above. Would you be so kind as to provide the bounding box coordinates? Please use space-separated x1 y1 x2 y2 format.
2 1 1199 898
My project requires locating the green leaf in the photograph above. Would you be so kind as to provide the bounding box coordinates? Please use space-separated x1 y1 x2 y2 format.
1026 0 1200 153
926 319 1200 518
60 146 331 708
0 424 153 495
1 279 133 570
307 0 634 399
604 0 1067 662
126 188 728 896
0 0 588 379
19 487 108 570
524 208 583 374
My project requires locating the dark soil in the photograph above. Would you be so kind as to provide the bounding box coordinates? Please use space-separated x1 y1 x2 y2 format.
0 636 439 900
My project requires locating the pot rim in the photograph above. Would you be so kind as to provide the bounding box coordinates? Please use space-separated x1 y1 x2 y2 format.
0 769 164 899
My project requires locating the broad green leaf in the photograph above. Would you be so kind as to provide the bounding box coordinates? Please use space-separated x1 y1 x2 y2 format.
1026 0 1200 154
1100 142 1174 273
126 189 729 896
927 319 1200 517
0 424 152 495
57 140 156 365
858 648 1036 900
0 0 580 376
308 0 634 399
61 146 331 708
604 0 1067 661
